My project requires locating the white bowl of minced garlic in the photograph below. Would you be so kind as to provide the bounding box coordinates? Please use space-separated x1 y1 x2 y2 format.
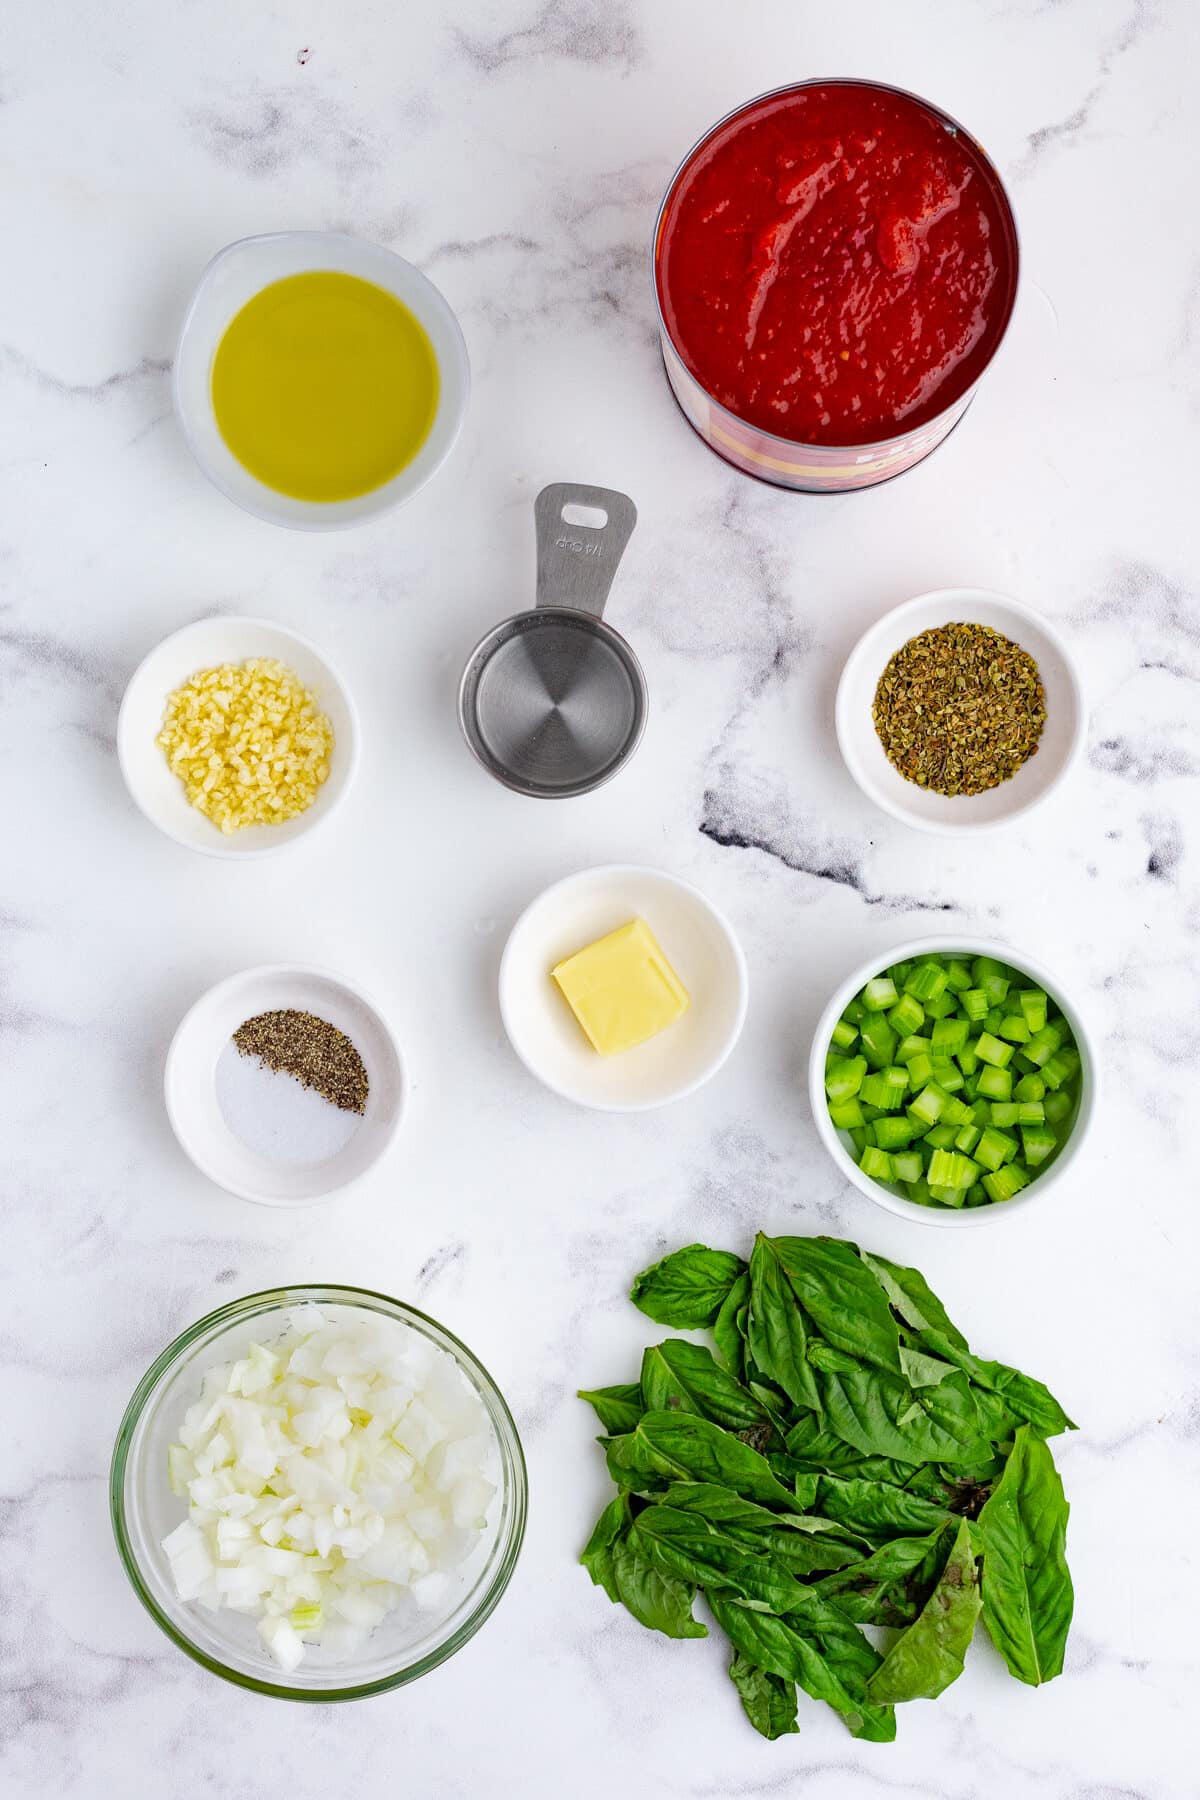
118 615 360 858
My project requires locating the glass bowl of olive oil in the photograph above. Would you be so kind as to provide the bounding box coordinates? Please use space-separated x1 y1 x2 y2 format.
173 231 470 529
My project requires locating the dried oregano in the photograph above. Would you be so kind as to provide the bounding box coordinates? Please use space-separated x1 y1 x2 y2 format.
872 622 1046 796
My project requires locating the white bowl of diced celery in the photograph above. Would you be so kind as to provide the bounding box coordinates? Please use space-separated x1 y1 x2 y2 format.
809 938 1097 1226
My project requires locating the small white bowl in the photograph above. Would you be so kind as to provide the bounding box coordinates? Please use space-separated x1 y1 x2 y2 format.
117 615 360 859
499 865 748 1113
174 231 470 530
165 964 407 1205
835 590 1085 834
808 935 1097 1228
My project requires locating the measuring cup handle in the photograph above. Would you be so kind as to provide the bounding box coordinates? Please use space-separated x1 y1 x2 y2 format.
534 483 637 618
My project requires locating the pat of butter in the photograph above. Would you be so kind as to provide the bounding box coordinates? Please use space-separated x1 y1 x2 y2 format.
552 918 690 1057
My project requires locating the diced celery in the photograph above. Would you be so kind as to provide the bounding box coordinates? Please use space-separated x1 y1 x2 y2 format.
930 1056 964 1093
907 1177 934 1205
896 1034 928 1063
825 1054 867 1102
972 955 1010 985
829 1097 866 1130
859 1145 894 1181
910 1084 946 1127
859 1074 903 1111
863 975 899 1012
881 1064 909 1093
1021 1123 1058 1166
945 959 973 993
928 1183 968 1207
873 1115 917 1149
843 998 867 1024
861 1102 882 1122
831 1018 859 1051
1042 1047 1081 1090
940 1092 972 1126
931 1016 969 1056
927 1148 979 1189
904 962 949 1002
924 991 958 1019
849 1127 868 1154
998 1013 1030 1043
887 993 925 1036
965 1183 989 1207
1044 1089 1073 1125
1014 1072 1045 1102
984 1007 1006 1034
1019 989 1049 1034
1024 1024 1064 1067
963 1074 982 1101
1016 1101 1045 1124
924 1122 958 1149
891 1150 923 1183
989 1101 1020 1128
982 1164 1030 1203
977 1064 1013 1102
954 1123 981 1154
860 1017 898 1069
907 1051 935 1089
981 974 1010 1006
976 1033 1014 1069
956 1046 979 1077
975 1127 1017 1172
961 988 989 1023
887 961 914 986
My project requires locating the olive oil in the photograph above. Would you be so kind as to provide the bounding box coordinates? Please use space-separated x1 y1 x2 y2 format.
211 270 439 503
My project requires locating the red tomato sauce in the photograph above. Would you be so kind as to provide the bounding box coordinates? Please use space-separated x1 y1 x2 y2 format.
656 83 1018 448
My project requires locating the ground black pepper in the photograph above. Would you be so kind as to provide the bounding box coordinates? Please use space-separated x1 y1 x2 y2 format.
873 622 1046 796
232 1010 369 1115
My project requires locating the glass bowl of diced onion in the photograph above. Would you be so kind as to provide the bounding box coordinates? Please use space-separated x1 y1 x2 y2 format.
110 1286 527 1699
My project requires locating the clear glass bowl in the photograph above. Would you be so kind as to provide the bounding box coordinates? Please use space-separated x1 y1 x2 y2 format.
110 1285 527 1700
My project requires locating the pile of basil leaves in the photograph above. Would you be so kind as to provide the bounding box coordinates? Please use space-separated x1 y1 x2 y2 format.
580 1234 1074 1743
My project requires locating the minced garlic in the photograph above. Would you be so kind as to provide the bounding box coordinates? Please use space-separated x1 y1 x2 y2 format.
157 658 334 834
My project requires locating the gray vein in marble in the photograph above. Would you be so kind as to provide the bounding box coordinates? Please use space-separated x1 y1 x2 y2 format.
1141 811 1182 880
0 347 169 401
1014 0 1157 177
700 788 959 915
1090 735 1199 783
453 0 640 73
415 1239 466 1293
186 86 379 182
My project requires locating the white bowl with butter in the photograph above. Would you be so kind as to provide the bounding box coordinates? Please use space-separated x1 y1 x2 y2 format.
498 865 748 1112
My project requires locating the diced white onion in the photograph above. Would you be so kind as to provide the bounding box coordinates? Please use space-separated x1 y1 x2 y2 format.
162 1305 497 1671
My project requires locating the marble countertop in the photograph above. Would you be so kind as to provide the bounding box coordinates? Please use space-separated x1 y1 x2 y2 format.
2 1 1197 1795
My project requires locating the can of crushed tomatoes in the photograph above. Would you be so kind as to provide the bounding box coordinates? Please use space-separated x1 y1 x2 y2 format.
653 80 1019 493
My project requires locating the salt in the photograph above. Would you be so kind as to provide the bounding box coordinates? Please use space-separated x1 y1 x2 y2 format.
215 1040 362 1164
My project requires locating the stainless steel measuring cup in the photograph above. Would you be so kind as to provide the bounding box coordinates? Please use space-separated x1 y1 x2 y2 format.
458 483 645 798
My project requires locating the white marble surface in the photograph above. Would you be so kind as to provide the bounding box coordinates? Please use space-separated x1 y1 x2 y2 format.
1 1 1197 1794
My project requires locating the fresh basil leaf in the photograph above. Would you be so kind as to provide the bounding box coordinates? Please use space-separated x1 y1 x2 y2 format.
815 1475 951 1541
659 1483 865 1574
917 1329 1077 1438
713 1271 750 1379
899 1345 958 1389
747 1235 822 1413
728 1651 800 1740
632 1505 813 1613
816 1524 952 1626
867 1517 981 1703
624 1412 807 1513
767 1236 902 1374
818 1365 992 1466
784 1415 916 1485
601 1430 670 1494
580 1493 631 1602
578 1383 643 1435
630 1244 746 1328
974 1426 1073 1685
640 1340 769 1434
709 1592 896 1743
610 1532 708 1639
859 1250 967 1348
